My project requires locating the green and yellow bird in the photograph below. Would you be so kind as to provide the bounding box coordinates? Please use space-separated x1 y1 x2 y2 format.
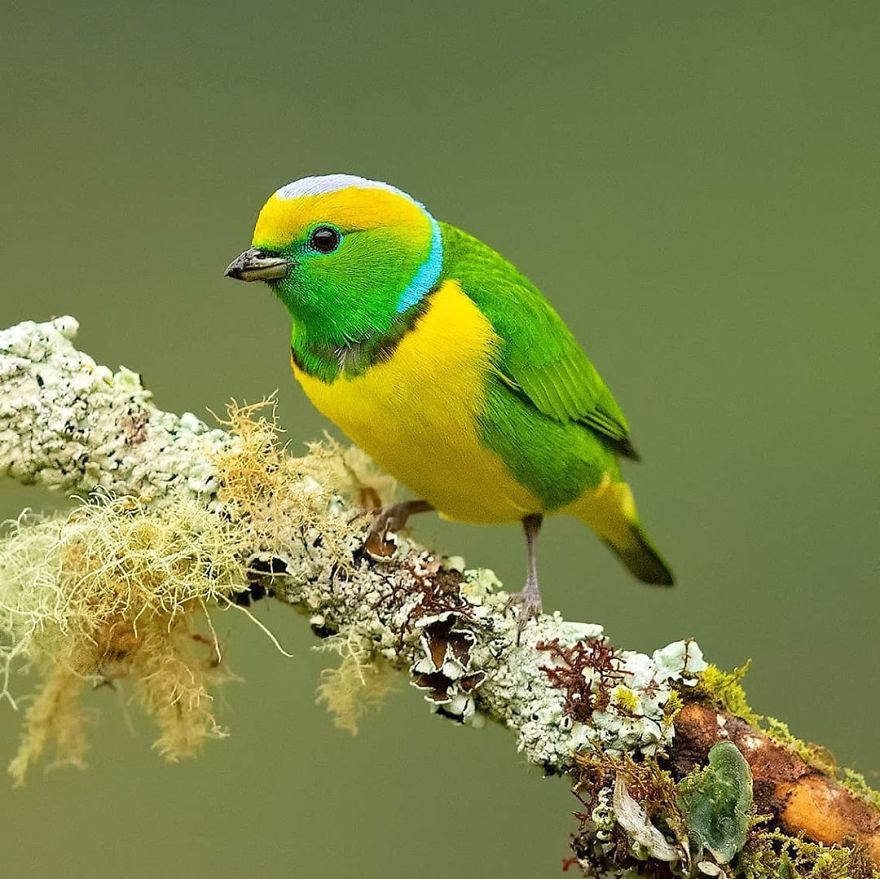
226 174 672 629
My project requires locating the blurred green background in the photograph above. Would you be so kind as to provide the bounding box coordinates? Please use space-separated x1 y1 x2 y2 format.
1 2 877 876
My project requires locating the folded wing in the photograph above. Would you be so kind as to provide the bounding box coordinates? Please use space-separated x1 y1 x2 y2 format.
444 224 638 460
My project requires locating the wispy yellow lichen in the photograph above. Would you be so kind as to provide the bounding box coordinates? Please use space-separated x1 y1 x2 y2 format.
316 629 397 735
214 400 395 575
0 497 245 782
0 402 399 782
305 434 397 513
8 657 89 784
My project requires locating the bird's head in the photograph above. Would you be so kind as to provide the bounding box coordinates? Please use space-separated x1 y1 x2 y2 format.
226 174 443 346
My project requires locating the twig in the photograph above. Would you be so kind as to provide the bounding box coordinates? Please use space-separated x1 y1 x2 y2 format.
1 317 877 876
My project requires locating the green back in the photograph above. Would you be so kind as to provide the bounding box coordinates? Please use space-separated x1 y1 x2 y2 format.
440 223 638 459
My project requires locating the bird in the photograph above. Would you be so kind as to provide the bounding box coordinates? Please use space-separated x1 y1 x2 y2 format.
225 174 673 633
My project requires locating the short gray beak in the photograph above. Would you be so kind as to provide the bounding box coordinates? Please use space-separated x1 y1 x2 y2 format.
225 247 291 282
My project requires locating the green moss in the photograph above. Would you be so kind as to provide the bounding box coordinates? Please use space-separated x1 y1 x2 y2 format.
763 717 838 777
662 689 683 732
575 750 682 824
839 768 880 811
694 662 762 726
738 829 879 879
612 685 640 714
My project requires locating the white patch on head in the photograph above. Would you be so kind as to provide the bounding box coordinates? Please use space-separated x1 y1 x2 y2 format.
274 174 415 204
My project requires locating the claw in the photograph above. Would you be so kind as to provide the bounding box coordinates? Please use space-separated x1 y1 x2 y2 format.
505 583 542 645
361 500 434 559
363 507 405 557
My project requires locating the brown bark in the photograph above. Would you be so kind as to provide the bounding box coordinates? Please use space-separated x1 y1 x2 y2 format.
672 702 880 866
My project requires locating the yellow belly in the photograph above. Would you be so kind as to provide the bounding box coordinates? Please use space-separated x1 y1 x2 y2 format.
291 280 541 523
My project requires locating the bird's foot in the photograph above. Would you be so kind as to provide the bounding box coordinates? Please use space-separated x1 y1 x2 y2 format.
362 500 432 558
505 579 543 644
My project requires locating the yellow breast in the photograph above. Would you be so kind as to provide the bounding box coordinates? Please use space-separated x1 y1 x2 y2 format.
291 280 541 523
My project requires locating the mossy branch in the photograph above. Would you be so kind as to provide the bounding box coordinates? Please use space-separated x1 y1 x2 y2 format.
0 317 877 878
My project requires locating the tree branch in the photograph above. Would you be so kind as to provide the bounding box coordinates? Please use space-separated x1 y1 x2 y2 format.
1 317 877 877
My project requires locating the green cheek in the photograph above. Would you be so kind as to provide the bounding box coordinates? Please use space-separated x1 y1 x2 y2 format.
278 241 417 348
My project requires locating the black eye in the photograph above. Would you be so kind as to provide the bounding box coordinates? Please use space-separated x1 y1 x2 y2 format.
309 226 341 253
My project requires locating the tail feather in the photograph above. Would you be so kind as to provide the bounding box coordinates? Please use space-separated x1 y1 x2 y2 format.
571 480 675 586
601 523 674 586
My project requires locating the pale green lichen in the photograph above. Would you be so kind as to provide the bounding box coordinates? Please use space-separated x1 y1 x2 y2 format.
0 317 232 500
461 566 503 601
570 638 707 760
678 741 754 864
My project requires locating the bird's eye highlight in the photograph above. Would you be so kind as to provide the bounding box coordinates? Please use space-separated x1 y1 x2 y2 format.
308 226 341 254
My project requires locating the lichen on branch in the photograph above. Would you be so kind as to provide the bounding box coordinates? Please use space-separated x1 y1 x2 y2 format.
0 316 877 877
0 496 245 782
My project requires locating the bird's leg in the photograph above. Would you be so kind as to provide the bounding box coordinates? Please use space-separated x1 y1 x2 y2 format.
505 513 544 641
363 499 434 557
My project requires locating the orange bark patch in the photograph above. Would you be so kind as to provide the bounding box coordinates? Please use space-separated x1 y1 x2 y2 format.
673 702 880 866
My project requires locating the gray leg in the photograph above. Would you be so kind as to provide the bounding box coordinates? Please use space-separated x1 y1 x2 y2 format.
364 500 434 555
505 513 544 641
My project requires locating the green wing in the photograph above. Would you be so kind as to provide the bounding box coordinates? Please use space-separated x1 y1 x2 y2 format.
441 223 639 460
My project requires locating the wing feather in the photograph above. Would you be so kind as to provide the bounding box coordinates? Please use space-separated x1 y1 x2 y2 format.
443 223 639 459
